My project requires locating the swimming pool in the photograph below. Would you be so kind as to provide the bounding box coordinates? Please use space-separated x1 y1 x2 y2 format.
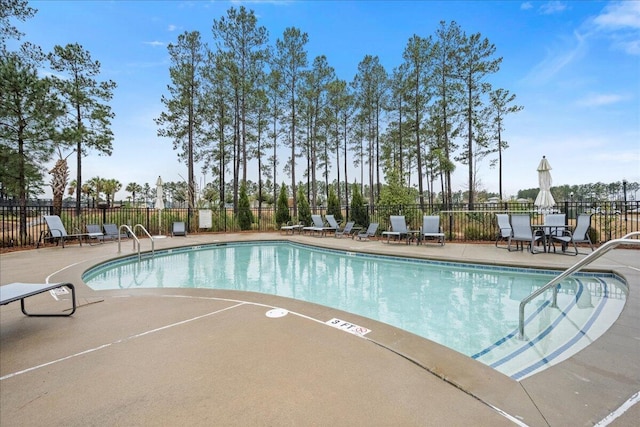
83 241 627 379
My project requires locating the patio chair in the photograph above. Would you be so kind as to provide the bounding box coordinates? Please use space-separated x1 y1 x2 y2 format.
382 215 410 243
495 214 512 248
420 215 445 246
302 214 335 236
508 214 543 253
104 223 128 240
86 224 105 245
550 213 594 255
335 221 355 238
172 221 187 237
543 214 567 239
355 223 378 240
37 215 87 248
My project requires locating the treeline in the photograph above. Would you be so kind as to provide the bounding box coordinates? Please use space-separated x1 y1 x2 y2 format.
1 0 116 242
155 5 522 217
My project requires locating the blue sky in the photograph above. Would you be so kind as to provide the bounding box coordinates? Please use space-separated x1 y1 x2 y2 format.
12 0 640 200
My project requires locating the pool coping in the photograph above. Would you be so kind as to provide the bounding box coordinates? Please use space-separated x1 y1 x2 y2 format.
1 233 639 426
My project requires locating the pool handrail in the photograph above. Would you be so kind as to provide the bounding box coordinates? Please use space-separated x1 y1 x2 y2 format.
117 224 155 261
518 231 640 340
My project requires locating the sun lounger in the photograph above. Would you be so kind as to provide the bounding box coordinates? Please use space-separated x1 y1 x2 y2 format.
86 224 105 244
335 221 355 238
302 215 335 237
0 282 76 316
382 216 411 243
355 223 378 240
104 223 128 240
37 215 87 248
280 221 304 235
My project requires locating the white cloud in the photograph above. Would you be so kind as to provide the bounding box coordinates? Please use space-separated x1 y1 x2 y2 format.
539 1 568 15
575 92 629 107
524 30 587 84
590 1 640 55
594 1 640 30
168 24 178 32
143 41 164 47
520 2 533 11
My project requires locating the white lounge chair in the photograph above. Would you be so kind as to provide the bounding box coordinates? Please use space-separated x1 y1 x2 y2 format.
420 215 445 246
280 221 303 235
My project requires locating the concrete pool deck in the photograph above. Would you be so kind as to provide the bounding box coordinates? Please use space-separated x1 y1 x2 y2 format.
1 233 638 426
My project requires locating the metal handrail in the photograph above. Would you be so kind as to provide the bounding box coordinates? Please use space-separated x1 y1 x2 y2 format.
133 224 155 258
117 224 155 262
518 231 640 339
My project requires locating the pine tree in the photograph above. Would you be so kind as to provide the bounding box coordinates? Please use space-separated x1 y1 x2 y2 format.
1 49 62 243
349 183 369 228
326 187 342 222
275 183 291 226
48 43 116 215
296 186 311 226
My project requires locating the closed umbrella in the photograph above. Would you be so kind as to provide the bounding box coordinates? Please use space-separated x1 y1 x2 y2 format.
534 156 555 211
155 176 165 236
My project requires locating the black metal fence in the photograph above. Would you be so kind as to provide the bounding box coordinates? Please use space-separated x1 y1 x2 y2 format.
1 200 638 248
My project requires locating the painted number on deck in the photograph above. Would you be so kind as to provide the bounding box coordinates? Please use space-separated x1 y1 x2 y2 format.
326 318 371 336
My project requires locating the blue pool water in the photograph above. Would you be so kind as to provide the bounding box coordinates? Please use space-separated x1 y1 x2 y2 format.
83 241 627 379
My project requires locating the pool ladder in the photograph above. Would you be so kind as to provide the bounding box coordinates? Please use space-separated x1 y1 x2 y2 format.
518 231 640 340
117 224 155 262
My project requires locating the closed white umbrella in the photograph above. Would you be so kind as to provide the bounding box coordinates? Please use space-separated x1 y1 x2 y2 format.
155 176 165 236
534 156 556 211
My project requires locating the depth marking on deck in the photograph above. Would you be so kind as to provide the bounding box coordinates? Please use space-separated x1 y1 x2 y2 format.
326 318 371 336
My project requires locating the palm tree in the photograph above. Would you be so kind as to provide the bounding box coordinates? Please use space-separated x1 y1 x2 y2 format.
87 176 105 206
125 182 142 206
102 178 122 207
81 183 94 208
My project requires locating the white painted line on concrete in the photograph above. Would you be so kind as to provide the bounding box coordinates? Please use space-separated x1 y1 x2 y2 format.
487 404 530 427
0 302 245 381
45 261 86 284
594 390 640 426
164 295 526 426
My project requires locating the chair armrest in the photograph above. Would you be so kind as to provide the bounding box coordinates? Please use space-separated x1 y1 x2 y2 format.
49 228 64 237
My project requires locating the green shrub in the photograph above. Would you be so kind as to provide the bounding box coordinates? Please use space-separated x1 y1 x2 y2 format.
237 183 254 231
326 188 342 222
297 187 312 226
275 183 291 227
349 183 369 227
